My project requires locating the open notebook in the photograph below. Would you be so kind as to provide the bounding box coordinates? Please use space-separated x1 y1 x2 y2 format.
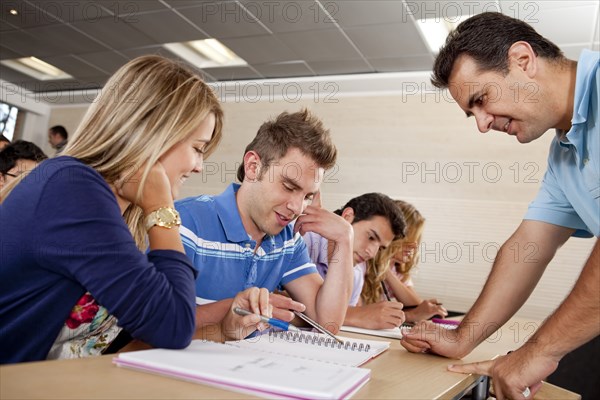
114 332 388 399
227 330 390 367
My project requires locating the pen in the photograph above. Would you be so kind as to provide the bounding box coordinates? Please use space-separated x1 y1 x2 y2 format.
292 310 345 344
431 318 461 326
403 302 443 310
233 307 302 332
381 281 392 301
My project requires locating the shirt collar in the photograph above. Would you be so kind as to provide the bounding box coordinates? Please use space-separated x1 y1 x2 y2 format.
570 49 599 126
213 183 283 247
214 183 252 243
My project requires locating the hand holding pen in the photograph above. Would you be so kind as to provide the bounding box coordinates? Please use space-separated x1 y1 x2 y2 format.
221 287 272 340
233 307 302 332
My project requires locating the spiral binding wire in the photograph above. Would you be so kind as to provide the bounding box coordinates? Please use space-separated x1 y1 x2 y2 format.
269 331 371 352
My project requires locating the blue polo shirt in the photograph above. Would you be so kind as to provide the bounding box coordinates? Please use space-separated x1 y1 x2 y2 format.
176 183 318 304
525 50 600 237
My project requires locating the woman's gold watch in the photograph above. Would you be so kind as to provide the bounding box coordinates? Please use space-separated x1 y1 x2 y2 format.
145 207 181 231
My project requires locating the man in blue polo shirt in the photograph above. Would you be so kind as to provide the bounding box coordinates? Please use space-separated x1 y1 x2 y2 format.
176 109 354 333
401 12 599 399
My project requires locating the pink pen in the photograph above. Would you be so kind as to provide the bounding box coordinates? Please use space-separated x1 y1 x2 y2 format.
431 318 461 326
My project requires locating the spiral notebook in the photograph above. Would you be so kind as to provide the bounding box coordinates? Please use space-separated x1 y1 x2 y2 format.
115 339 371 400
227 330 390 367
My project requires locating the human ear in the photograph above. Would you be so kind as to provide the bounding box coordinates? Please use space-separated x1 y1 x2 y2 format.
341 207 355 223
243 151 261 182
508 41 537 78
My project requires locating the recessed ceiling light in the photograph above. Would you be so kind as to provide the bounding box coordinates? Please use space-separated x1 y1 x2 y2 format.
164 39 247 69
1 57 73 81
416 15 471 54
9 9 18 15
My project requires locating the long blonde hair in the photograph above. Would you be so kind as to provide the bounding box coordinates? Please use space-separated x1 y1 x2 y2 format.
2 55 223 249
362 200 425 304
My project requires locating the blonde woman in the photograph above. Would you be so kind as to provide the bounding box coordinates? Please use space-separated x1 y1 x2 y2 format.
0 56 273 363
363 200 447 323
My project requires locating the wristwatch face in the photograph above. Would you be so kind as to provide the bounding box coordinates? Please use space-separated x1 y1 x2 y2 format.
157 207 177 223
154 207 181 228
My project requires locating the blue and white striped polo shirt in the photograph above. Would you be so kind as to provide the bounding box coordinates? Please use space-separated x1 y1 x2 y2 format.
176 183 318 304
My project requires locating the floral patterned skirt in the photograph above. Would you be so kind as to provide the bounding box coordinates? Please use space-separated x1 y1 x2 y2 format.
47 292 122 359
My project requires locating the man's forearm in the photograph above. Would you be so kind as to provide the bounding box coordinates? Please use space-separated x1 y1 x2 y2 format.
315 241 354 332
456 221 572 356
525 239 600 360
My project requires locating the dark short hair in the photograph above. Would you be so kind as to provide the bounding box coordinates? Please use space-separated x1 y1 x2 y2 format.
237 109 337 182
431 12 564 88
49 125 68 140
0 135 10 144
0 140 48 174
334 193 406 240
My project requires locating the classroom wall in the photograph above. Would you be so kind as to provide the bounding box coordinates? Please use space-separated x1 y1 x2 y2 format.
45 84 594 321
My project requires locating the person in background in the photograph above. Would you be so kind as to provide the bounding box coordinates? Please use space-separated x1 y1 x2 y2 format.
304 192 407 330
401 12 599 400
48 125 68 154
0 135 10 150
362 200 447 323
176 109 351 334
0 140 47 190
0 55 270 364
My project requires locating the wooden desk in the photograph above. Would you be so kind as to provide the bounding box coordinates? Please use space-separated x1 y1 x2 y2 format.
0 318 575 399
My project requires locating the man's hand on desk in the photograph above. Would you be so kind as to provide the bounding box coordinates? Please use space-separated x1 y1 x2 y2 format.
400 321 469 359
447 345 558 400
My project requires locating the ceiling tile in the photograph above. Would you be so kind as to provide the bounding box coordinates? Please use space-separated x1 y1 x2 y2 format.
177 2 269 38
75 51 129 75
307 59 373 75
200 65 262 80
162 0 230 9
328 1 410 27
1 29 79 58
500 0 599 12
0 0 61 29
408 1 500 21
26 24 109 55
220 35 296 64
278 29 362 62
39 55 109 77
369 55 435 72
525 5 598 45
239 0 335 33
252 61 315 78
0 19 19 31
25 0 114 22
126 9 207 43
95 0 168 16
119 45 195 65
345 23 428 58
71 17 157 49
0 45 24 60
